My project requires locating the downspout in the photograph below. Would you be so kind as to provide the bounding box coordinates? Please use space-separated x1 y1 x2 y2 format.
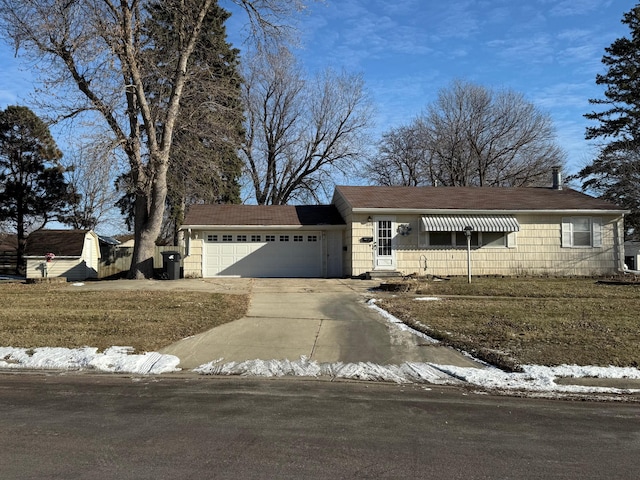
179 228 190 257
615 220 625 274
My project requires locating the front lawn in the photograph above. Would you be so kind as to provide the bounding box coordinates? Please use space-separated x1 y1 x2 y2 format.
376 277 640 371
0 283 249 352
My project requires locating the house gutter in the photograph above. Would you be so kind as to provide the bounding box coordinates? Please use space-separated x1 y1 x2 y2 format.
350 208 630 215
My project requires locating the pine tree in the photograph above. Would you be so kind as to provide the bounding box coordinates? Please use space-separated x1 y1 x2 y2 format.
0 105 78 274
577 4 640 238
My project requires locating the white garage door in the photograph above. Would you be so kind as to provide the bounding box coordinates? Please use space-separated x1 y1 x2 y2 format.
203 232 323 277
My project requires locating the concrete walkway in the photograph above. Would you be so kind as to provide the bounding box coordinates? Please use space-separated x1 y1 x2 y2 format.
159 278 481 370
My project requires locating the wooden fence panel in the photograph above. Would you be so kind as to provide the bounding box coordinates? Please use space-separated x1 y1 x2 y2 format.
98 246 185 278
0 251 17 275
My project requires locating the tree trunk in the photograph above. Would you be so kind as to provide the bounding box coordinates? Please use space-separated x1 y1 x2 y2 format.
15 224 25 277
128 160 168 279
14 197 25 276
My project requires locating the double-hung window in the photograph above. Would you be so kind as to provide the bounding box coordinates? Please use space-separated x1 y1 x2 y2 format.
562 217 602 248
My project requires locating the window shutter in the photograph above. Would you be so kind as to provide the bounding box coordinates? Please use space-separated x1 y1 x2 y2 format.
507 231 517 248
592 218 602 247
561 218 572 247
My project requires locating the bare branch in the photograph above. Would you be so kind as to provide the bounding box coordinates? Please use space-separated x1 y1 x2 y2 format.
241 47 373 204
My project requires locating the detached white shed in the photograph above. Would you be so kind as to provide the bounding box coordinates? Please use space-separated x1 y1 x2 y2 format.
24 230 101 281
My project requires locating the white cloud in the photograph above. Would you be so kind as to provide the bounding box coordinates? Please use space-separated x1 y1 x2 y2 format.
557 28 592 41
487 34 555 64
548 0 613 17
428 1 480 41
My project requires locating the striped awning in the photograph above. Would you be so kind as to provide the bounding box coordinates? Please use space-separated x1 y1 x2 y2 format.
421 215 520 232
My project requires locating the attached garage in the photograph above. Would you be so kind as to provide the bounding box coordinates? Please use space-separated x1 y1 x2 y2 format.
181 205 345 278
203 231 323 277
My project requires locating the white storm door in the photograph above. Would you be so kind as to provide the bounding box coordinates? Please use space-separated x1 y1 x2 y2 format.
374 217 396 270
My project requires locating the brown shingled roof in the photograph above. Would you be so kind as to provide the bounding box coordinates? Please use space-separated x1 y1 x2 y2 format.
334 185 624 211
24 230 90 257
182 204 345 227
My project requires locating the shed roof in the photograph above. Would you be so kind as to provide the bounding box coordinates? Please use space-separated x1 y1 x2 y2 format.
24 230 91 257
182 204 346 227
334 185 625 212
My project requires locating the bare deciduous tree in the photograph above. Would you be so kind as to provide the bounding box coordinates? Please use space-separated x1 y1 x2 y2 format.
0 0 305 278
364 124 434 187
366 80 566 188
63 135 123 232
242 47 373 204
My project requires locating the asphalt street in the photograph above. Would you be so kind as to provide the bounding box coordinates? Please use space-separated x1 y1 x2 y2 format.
1 373 638 479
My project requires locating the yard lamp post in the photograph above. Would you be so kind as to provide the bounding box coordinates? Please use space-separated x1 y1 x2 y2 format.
463 226 473 284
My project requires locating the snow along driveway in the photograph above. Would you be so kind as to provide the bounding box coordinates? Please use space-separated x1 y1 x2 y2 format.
1 299 640 396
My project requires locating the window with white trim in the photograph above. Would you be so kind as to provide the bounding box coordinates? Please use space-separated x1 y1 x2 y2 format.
222 234 233 242
280 235 289 242
251 235 261 242
293 235 303 242
481 232 506 248
237 235 247 242
206 234 218 242
562 217 602 248
307 235 318 242
265 235 275 242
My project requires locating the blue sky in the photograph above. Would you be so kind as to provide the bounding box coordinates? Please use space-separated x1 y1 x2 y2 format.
0 0 634 178
244 0 637 173
255 0 632 176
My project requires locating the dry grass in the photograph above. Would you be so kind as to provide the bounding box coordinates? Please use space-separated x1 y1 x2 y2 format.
377 277 640 370
0 283 249 352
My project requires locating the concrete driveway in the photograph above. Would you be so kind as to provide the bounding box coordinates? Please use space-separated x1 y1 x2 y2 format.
159 278 480 370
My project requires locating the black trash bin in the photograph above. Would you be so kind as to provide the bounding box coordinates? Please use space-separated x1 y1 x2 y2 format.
161 251 181 280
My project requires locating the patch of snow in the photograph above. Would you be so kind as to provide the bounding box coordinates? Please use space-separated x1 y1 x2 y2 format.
194 356 455 384
367 298 439 343
0 346 180 374
194 356 640 394
414 297 440 301
72 282 85 287
0 345 638 395
434 364 640 394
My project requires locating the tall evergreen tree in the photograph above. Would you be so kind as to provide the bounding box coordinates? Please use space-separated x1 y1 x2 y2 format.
142 0 244 244
0 105 78 274
577 4 640 238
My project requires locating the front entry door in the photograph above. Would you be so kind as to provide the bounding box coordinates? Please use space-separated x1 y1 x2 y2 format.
374 217 396 270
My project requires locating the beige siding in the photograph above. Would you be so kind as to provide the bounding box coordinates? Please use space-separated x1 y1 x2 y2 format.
26 258 87 281
183 236 203 278
348 213 624 277
350 213 377 275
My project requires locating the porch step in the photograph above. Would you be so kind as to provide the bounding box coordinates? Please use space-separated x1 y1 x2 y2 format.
364 271 404 280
